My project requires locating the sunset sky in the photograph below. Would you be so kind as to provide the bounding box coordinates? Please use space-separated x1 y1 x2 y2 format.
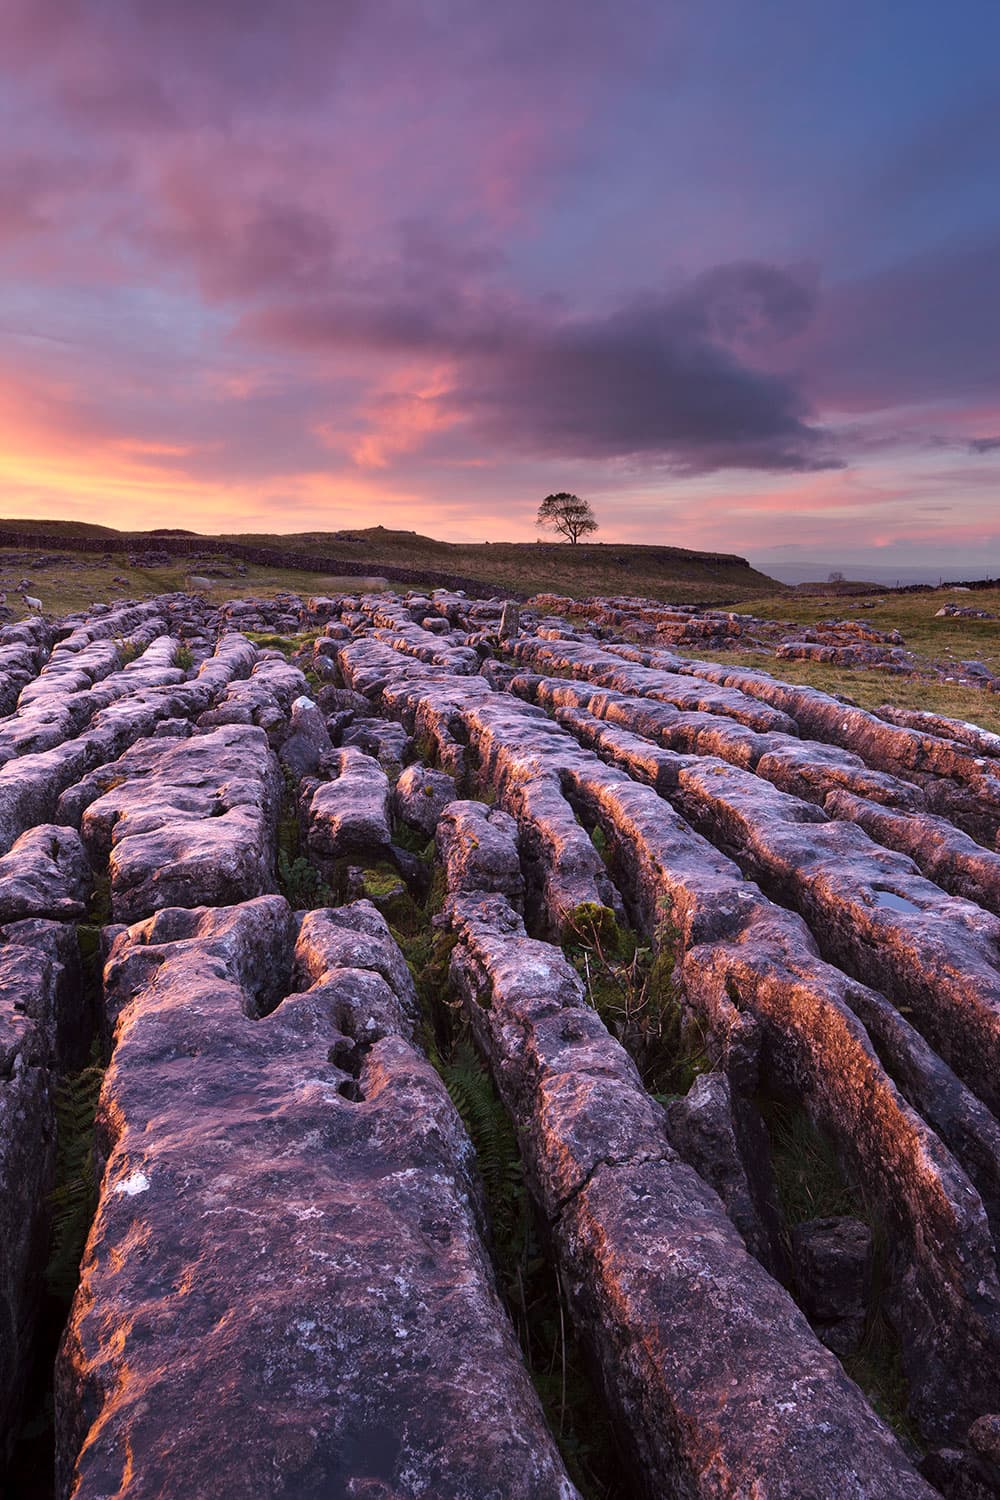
1 0 998 579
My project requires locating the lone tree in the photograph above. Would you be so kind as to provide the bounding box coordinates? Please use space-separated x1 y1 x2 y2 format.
536 492 599 545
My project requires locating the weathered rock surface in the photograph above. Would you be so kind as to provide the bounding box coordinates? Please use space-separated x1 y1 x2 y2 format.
446 891 933 1498
199 653 307 731
513 633 798 733
552 687 1000 1118
668 652 1000 844
878 703 1000 760
0 824 92 923
4 584 1000 1485
826 788 1000 914
0 920 85 1463
341 713 412 768
392 761 458 837
80 724 282 923
524 670 923 811
0 628 258 855
307 745 393 863
662 750 1000 1116
436 799 525 906
349 641 1000 1440
56 897 576 1500
776 639 912 670
792 1216 873 1355
278 694 333 778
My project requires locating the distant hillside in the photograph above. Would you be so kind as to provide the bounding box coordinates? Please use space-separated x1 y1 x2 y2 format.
0 519 782 603
3 517 121 538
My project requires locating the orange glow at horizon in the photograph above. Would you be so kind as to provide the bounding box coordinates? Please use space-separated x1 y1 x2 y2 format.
0 366 997 560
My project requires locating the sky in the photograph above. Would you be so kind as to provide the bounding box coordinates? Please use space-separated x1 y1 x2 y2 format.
1 0 998 580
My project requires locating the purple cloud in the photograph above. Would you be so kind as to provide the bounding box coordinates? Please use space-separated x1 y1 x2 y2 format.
248 257 837 473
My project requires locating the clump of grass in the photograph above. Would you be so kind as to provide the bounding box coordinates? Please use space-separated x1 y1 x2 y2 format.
589 824 609 861
359 864 404 897
246 628 325 659
175 645 194 671
247 632 296 654
441 1040 527 1260
761 1097 864 1227
843 1308 922 1453
562 901 706 1099
277 849 332 908
392 820 436 859
410 731 439 767
112 636 140 665
87 875 112 927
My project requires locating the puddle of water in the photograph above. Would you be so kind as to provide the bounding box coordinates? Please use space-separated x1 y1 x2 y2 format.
873 889 922 914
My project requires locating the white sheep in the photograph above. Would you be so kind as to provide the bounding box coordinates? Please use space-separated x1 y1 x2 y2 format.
20 592 43 613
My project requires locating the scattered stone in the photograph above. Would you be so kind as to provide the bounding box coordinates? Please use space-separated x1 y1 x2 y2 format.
307 746 392 863
392 762 457 838
498 599 521 641
936 603 996 619
791 1216 874 1355
0 824 92 923
279 695 333 779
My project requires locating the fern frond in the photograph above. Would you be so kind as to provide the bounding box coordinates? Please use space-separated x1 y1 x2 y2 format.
45 1053 105 1305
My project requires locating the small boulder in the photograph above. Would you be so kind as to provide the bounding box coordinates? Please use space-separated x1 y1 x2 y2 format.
959 660 993 680
666 1073 784 1274
152 719 194 739
791 1215 873 1356
436 801 524 907
392 764 458 838
0 825 92 924
342 716 411 770
280 696 334 779
308 748 392 862
920 1447 998 1499
316 686 369 717
969 1414 1000 1470
498 599 521 641
312 653 338 682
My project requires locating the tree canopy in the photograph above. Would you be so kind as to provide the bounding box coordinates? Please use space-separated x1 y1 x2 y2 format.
536 493 599 545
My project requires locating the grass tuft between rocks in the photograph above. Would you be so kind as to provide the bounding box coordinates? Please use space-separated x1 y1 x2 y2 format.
562 901 708 1101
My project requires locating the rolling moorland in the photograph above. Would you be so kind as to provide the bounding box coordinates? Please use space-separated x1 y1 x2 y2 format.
2 516 998 730
0 517 778 604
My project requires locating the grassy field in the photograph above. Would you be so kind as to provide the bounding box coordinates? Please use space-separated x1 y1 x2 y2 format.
0 548 392 617
2 521 998 735
222 525 777 603
0 518 780 604
692 588 1000 734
